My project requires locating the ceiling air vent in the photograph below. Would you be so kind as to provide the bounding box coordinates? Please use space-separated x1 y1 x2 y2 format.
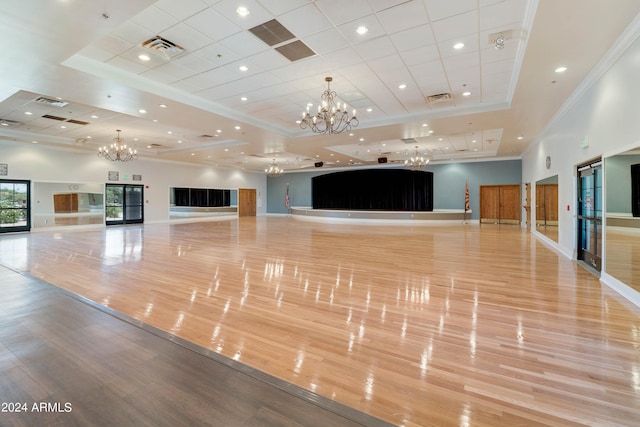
35 96 69 108
426 93 453 104
66 119 89 125
199 134 215 139
141 35 186 59
275 40 315 62
401 138 418 144
0 119 23 127
148 143 164 148
249 19 295 46
42 114 67 121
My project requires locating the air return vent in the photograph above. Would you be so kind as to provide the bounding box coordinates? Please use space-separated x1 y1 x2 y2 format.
35 96 69 108
42 114 66 121
426 93 452 104
249 19 295 46
275 40 315 62
401 138 418 144
141 35 186 59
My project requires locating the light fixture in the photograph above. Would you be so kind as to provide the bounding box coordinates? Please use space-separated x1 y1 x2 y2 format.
495 34 505 50
265 159 283 177
300 77 359 135
405 146 430 171
98 129 138 162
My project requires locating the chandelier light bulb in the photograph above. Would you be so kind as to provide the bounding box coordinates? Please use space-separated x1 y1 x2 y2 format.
97 129 138 162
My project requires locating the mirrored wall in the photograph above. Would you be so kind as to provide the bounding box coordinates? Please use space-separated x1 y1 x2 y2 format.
535 175 558 242
169 187 237 220
605 149 640 292
32 182 104 228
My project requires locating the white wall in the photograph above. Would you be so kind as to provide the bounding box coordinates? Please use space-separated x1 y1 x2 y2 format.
522 18 640 305
0 140 267 223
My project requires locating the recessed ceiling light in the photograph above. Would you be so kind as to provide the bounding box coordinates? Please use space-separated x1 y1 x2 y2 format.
178 140 182 143
86 136 92 139
517 136 524 140
366 108 373 112
421 123 428 127
330 153 335 156
235 125 241 130
398 84 407 89
216 129 222 133
138 54 151 61
159 104 168 108
153 119 158 123
349 133 354 136
224 148 229 152
167 131 172 134
191 153 195 156
1 123 8 127
60 125 66 129
462 91 471 96
241 97 247 101
24 111 32 115
91 115 98 119
438 138 443 141
555 66 567 73
359 138 364 141
356 26 368 35
472 140 476 143
139 109 147 114
32 140 38 144
238 65 248 72
147 145 152 148
295 120 301 124
429 130 434 134
453 42 464 49
236 6 249 17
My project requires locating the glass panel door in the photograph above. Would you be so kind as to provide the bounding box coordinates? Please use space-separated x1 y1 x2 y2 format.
0 180 30 233
106 184 143 225
577 160 602 270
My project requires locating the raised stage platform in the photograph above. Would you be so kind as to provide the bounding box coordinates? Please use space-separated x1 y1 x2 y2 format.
289 207 472 223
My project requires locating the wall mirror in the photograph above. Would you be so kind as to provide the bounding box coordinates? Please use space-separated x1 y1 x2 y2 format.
605 148 640 292
169 187 237 220
32 182 104 228
535 175 558 242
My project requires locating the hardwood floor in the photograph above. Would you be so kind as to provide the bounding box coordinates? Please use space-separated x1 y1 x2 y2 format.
1 217 640 426
0 265 386 427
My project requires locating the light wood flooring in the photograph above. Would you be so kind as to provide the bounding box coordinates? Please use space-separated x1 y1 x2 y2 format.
1 216 640 426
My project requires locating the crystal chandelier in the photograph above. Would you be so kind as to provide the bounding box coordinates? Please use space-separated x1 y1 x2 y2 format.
405 146 430 171
300 77 359 135
265 159 283 177
98 129 138 162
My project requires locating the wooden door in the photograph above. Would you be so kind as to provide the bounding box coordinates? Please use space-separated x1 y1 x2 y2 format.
480 186 500 223
53 193 78 213
499 185 521 224
524 182 531 229
544 184 558 224
238 188 256 217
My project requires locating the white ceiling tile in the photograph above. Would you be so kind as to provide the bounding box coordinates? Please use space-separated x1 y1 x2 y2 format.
278 4 333 38
321 47 364 70
367 0 409 13
353 36 397 61
195 43 242 66
315 0 373 26
256 0 312 16
184 8 242 41
171 53 216 73
111 21 153 46
130 6 179 34
302 28 349 56
76 46 115 62
439 34 480 58
337 14 385 46
400 45 440 66
213 0 274 30
376 1 429 34
105 56 150 74
424 0 476 22
246 50 291 71
161 23 213 52
91 35 134 57
390 25 436 52
154 0 208 21
480 0 528 31
219 31 271 57
431 10 478 41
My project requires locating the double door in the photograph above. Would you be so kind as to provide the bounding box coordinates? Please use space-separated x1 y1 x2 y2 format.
105 184 144 225
577 161 602 270
480 184 521 224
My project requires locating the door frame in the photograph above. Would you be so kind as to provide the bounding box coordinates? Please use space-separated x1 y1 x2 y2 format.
105 184 144 226
0 179 31 233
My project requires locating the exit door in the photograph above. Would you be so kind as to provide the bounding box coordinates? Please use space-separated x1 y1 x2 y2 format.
577 160 602 270
105 184 144 225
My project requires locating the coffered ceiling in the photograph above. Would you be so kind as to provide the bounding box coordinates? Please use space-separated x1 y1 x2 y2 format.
1 0 639 172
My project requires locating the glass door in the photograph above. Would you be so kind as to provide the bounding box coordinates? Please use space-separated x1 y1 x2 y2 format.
0 180 30 233
577 160 602 270
105 184 143 225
